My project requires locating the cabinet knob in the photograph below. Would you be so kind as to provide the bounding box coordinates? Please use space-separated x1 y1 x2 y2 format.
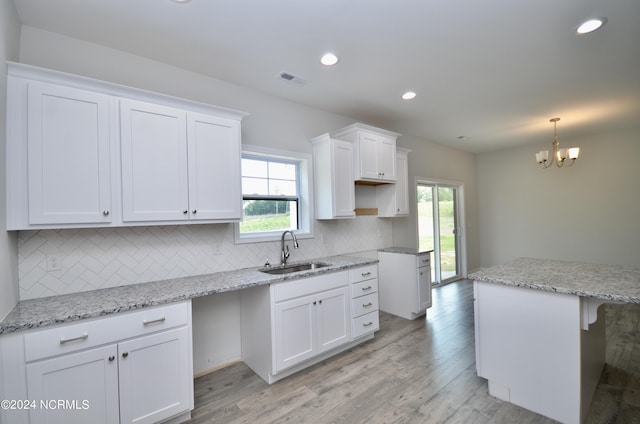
108 355 115 362
313 301 317 305
397 208 400 212
122 352 129 358
192 209 197 214
103 210 110 216
363 321 374 327
363 302 373 307
183 209 188 214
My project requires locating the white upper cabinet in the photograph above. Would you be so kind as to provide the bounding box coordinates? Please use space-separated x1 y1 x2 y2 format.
187 112 242 221
120 99 190 222
331 123 400 183
310 134 355 219
376 148 411 217
5 62 246 230
26 81 114 226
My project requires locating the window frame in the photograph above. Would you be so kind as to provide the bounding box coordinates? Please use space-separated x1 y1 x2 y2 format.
234 145 314 244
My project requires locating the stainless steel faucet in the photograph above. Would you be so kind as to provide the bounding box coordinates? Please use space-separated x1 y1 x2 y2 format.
280 230 299 265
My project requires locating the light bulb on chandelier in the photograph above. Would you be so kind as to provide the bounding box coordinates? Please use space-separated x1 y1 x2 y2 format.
536 118 580 168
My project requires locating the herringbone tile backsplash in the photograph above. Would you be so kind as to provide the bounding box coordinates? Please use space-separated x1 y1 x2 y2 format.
18 217 392 300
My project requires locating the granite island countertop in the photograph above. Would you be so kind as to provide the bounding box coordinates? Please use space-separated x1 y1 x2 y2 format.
0 255 378 335
470 257 640 304
379 247 433 255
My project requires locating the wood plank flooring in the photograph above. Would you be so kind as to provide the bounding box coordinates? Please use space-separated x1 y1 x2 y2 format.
185 280 640 424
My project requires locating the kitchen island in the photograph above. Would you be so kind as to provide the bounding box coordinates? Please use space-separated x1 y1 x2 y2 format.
470 258 640 424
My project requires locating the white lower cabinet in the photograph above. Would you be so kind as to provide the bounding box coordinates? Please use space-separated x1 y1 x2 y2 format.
378 250 432 320
241 266 378 384
273 286 350 373
5 302 194 424
26 345 120 424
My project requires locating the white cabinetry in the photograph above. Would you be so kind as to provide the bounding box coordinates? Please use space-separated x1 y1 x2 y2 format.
3 302 194 424
121 100 241 223
349 265 380 338
241 266 378 384
273 285 350 372
378 250 432 320
331 123 400 183
7 79 115 228
5 62 245 230
310 134 355 219
376 148 410 217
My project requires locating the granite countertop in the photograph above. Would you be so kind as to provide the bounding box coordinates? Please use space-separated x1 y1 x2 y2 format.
470 257 640 304
0 255 378 335
379 247 433 255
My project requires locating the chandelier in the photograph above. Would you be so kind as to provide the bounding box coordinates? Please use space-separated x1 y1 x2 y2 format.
535 118 580 168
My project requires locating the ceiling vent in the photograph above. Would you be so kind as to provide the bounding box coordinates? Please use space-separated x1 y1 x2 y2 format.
278 72 308 85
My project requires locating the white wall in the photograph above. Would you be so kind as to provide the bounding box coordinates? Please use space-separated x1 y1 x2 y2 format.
476 126 640 268
0 0 21 321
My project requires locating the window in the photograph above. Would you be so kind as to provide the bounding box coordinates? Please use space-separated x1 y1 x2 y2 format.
234 146 313 243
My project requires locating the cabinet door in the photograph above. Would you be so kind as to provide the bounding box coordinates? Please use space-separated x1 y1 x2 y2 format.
120 99 189 222
377 136 397 181
394 152 409 214
27 81 112 225
26 345 119 424
357 133 380 180
316 286 351 353
187 112 242 220
418 266 432 311
273 295 316 373
332 140 355 217
118 327 192 424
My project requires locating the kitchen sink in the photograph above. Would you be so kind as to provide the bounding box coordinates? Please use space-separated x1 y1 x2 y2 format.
260 262 331 275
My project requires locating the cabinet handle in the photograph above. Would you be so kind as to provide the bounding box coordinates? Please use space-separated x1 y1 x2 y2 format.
420 272 424 276
108 355 115 362
362 286 373 291
183 209 188 214
421 259 429 263
122 352 129 358
192 209 197 214
59 333 88 344
319 300 322 304
361 272 372 277
313 301 317 305
103 210 110 216
397 208 400 212
362 302 373 307
363 321 374 327
143 316 166 326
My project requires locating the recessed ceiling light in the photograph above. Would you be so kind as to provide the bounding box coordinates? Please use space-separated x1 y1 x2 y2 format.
577 18 607 34
402 91 417 100
320 53 339 66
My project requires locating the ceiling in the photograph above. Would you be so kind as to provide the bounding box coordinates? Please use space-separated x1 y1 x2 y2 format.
12 0 640 153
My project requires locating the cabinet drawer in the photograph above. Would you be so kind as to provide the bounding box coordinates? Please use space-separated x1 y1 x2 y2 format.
351 293 379 318
417 254 430 268
24 301 190 362
351 279 378 298
349 265 378 283
352 311 379 339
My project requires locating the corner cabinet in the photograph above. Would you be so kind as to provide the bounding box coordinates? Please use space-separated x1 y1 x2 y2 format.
331 123 400 183
5 62 246 230
310 134 355 219
240 265 379 384
0 302 194 424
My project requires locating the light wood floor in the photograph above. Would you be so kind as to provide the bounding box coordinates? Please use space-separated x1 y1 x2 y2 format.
185 280 640 424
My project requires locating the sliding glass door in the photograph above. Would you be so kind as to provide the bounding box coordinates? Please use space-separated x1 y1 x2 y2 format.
417 182 462 284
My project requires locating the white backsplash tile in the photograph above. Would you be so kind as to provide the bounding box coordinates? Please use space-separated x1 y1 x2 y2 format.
18 217 392 300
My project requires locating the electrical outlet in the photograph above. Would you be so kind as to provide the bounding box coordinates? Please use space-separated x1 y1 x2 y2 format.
46 254 63 272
